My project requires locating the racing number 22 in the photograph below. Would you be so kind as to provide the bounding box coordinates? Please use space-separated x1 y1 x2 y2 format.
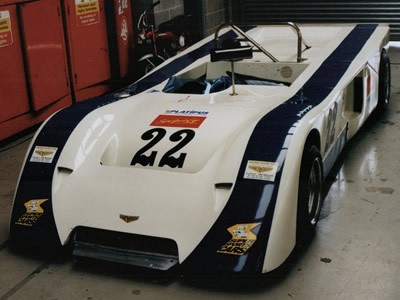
131 128 195 168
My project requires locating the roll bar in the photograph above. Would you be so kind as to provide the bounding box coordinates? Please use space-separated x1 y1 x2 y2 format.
213 22 311 63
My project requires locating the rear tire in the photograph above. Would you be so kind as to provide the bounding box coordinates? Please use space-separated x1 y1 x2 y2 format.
297 145 323 245
375 49 391 114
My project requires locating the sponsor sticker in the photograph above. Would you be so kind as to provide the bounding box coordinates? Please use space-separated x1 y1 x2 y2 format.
164 109 208 116
151 115 206 128
244 160 278 182
0 10 13 48
30 146 58 164
15 199 48 226
217 223 261 255
75 0 100 27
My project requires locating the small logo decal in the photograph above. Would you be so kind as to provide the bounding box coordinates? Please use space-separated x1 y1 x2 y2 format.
248 165 273 173
244 160 278 182
30 146 57 164
120 214 140 223
15 199 48 226
280 66 293 79
177 96 191 103
218 223 261 255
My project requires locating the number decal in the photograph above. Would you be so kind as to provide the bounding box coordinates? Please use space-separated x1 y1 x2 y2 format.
159 130 195 168
325 102 338 151
131 128 195 168
131 128 166 166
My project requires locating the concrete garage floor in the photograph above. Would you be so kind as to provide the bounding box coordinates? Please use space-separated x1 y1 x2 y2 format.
1 45 400 300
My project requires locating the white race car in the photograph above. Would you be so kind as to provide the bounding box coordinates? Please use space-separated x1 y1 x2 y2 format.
10 22 390 274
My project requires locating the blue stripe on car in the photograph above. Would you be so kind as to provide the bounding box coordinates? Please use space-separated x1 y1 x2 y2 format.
183 24 378 274
9 28 254 246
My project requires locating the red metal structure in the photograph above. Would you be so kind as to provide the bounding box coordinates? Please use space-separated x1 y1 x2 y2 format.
63 0 112 102
0 0 135 141
0 0 73 141
0 4 30 124
20 0 71 111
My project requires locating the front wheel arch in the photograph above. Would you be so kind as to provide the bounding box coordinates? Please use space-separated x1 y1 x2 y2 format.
261 128 323 273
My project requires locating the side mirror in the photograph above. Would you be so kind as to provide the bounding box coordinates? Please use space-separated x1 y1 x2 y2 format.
210 39 253 96
210 39 253 62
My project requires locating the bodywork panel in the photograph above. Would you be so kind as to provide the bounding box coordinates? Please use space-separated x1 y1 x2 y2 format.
10 24 389 274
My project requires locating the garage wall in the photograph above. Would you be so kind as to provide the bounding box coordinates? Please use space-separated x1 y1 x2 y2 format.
204 0 227 36
153 0 184 27
133 0 228 39
232 0 400 41
153 0 227 37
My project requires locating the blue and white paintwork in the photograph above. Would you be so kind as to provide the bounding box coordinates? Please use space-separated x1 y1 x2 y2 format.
9 23 390 274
